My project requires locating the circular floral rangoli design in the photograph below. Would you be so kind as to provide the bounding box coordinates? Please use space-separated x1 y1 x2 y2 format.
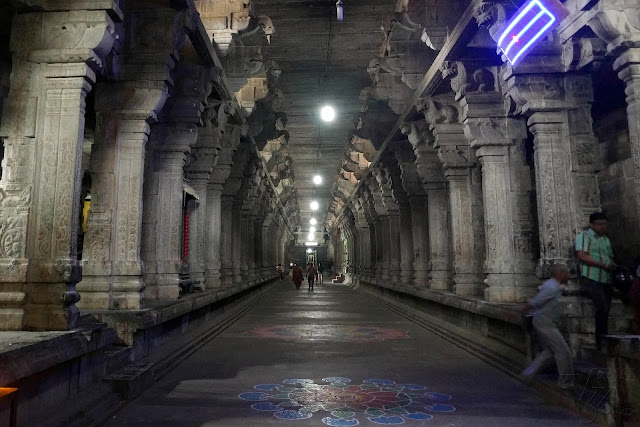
246 325 410 343
238 377 455 425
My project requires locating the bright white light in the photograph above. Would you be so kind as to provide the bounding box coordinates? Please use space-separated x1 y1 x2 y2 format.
307 248 313 253
307 232 314 240
310 201 319 211
305 241 318 246
310 218 317 225
320 105 335 122
313 175 323 185
310 226 316 233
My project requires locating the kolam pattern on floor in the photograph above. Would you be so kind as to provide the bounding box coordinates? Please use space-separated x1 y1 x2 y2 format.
238 377 455 425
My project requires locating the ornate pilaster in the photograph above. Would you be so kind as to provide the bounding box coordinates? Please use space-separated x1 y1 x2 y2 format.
0 3 119 329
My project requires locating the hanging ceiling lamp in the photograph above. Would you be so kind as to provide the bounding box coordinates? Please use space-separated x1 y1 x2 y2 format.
336 0 344 21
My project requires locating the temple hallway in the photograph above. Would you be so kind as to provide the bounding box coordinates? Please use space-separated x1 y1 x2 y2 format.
105 279 584 426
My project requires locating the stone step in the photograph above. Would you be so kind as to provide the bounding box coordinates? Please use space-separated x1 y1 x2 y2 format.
104 345 133 374
103 363 155 400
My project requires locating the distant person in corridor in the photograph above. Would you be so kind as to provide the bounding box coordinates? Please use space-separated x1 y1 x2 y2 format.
576 212 615 350
307 263 317 291
520 264 574 389
292 264 303 290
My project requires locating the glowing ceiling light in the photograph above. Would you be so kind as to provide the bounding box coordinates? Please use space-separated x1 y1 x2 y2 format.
320 106 335 122
310 218 317 225
307 232 314 241
305 241 318 246
307 248 313 253
310 226 316 233
310 201 319 211
497 0 568 66
313 175 323 185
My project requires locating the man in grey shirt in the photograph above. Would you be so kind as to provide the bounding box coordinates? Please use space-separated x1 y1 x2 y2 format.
520 264 574 389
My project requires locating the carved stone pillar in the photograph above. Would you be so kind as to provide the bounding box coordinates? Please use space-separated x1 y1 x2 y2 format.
220 195 235 286
504 46 601 277
0 5 118 329
403 121 452 290
615 50 640 221
80 95 164 310
366 179 389 283
142 124 195 300
433 122 485 297
460 92 538 302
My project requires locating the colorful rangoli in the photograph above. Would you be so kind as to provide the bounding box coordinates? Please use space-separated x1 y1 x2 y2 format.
238 377 455 425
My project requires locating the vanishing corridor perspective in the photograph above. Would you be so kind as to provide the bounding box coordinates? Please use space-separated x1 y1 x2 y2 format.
0 0 639 425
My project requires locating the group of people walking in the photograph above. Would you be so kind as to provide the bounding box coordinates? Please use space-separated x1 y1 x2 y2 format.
289 262 323 290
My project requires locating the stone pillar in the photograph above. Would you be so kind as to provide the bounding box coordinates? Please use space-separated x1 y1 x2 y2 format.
80 93 165 310
367 179 389 283
202 169 229 288
403 121 453 291
143 124 195 300
460 92 538 302
0 6 118 329
409 195 429 287
185 178 208 291
504 52 601 277
220 195 235 286
233 204 245 284
432 119 485 297
615 50 640 224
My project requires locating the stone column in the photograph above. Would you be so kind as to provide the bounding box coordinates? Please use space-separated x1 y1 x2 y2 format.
0 5 118 329
615 51 640 223
220 195 235 286
202 167 229 288
431 117 485 297
80 89 166 310
460 92 538 302
233 204 245 284
403 120 453 291
504 51 601 277
366 179 389 283
142 124 195 300
185 177 208 291
409 195 429 287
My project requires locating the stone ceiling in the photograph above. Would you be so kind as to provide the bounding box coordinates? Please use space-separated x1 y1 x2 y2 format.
253 0 396 228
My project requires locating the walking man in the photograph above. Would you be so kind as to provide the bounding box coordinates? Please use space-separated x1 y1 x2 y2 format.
520 264 574 389
307 263 317 291
576 212 615 350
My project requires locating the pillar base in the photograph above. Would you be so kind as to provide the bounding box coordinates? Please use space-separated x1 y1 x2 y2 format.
145 274 180 300
483 273 538 303
453 276 484 297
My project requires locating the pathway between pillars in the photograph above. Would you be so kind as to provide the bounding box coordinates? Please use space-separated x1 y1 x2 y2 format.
106 279 583 426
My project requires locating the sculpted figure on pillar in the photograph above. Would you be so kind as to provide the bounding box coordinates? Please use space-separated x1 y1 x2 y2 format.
0 0 120 329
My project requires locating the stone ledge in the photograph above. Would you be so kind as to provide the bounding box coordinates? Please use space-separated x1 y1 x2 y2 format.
0 325 118 386
353 277 525 325
86 274 279 345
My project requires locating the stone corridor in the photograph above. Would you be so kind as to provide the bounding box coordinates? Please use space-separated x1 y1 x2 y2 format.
2 0 640 425
105 279 582 426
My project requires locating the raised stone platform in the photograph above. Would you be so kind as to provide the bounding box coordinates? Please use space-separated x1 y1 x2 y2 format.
0 275 279 426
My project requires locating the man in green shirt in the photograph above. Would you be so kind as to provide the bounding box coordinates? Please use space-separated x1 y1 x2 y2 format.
575 212 615 350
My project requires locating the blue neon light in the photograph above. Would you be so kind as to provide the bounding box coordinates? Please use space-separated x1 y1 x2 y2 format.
497 0 565 66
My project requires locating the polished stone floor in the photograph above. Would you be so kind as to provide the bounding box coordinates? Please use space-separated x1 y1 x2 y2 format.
106 279 584 426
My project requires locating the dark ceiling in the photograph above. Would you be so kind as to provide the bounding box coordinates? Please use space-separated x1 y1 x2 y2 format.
253 0 396 228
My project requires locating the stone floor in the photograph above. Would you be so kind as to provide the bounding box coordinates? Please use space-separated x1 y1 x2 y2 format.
105 279 585 426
